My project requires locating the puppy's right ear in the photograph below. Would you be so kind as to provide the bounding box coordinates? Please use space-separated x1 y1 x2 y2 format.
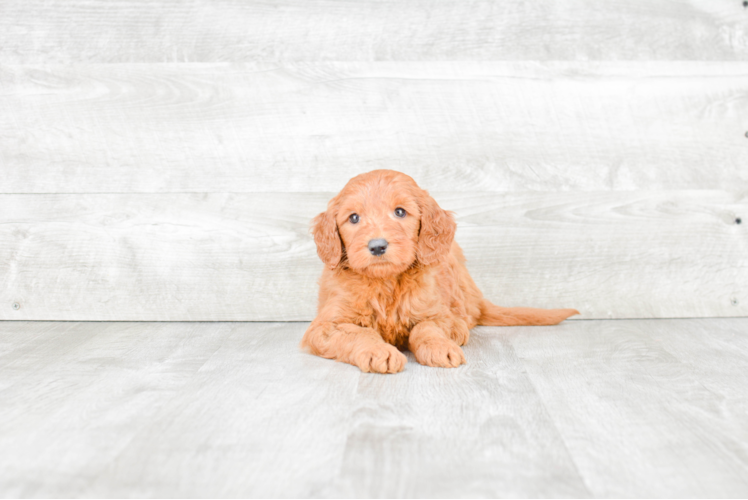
312 208 342 270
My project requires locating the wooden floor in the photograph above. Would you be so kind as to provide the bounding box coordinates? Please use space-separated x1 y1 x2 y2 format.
1 319 747 497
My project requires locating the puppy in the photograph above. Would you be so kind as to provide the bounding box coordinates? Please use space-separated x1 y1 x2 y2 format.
301 170 578 373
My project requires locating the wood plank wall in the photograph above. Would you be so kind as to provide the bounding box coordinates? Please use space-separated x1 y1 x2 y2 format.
1 0 747 321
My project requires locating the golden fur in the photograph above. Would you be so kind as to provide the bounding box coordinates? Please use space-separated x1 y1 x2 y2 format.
301 170 579 373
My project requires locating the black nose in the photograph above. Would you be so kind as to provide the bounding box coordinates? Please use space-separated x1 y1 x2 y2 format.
368 238 388 256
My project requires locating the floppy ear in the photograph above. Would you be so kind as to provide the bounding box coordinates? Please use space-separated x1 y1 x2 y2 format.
312 207 343 270
416 190 456 266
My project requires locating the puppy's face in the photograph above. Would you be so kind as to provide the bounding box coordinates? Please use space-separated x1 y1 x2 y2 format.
313 170 456 278
335 179 422 278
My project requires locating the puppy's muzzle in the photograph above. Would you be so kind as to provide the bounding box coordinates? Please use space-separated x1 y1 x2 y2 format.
368 238 388 256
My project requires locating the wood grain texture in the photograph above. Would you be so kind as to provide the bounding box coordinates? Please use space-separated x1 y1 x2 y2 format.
0 321 360 497
3 62 748 193
1 191 745 321
330 329 589 498
1 319 748 496
511 318 748 497
1 0 747 63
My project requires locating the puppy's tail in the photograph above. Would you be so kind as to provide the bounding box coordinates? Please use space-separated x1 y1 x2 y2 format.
478 299 579 326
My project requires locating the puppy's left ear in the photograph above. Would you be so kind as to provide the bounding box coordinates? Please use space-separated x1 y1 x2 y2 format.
312 205 343 270
416 190 456 266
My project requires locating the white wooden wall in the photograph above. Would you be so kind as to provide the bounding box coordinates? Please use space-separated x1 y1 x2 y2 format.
1 0 747 321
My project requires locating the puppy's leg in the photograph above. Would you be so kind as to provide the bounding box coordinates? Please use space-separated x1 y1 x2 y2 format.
301 321 407 374
409 321 466 368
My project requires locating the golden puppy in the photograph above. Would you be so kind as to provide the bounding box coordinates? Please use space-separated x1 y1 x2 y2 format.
301 170 578 373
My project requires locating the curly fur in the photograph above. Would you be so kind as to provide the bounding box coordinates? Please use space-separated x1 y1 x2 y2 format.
301 170 579 373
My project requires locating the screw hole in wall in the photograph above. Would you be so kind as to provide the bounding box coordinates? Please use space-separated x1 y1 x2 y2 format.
737 218 743 225
12 302 20 310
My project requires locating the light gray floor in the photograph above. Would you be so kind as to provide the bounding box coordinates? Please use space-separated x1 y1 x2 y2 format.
1 319 747 498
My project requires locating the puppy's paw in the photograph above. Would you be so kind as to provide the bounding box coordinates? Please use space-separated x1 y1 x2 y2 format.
450 319 470 346
414 339 466 368
354 343 407 374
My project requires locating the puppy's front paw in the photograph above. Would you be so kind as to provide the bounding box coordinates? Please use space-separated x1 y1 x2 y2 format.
353 343 407 374
450 319 470 346
414 339 466 368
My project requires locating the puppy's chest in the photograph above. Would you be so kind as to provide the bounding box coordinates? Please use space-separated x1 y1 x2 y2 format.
352 280 435 345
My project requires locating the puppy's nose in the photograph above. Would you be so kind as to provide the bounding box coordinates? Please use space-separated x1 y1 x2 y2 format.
368 238 388 256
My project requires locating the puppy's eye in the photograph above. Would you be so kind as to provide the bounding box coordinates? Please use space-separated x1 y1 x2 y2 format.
394 208 406 218
349 213 360 224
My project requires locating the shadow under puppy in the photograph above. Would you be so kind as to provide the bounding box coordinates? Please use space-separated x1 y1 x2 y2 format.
301 170 578 373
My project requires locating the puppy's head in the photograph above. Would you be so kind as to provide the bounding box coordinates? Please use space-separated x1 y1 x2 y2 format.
312 170 456 278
